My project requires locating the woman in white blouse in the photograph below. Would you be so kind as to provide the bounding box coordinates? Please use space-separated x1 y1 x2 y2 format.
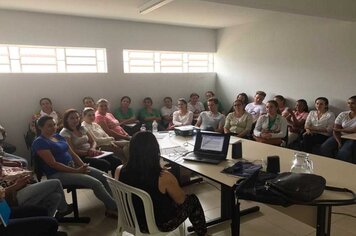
253 100 288 145
171 98 193 128
321 96 356 162
301 97 335 154
82 107 129 164
224 99 253 138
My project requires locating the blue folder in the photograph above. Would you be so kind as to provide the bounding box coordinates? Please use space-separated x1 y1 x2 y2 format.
0 200 11 227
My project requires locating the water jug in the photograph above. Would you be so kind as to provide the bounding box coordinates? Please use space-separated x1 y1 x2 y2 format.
290 152 313 173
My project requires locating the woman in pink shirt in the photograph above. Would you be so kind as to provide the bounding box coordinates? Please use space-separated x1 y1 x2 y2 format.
284 99 309 145
95 99 131 141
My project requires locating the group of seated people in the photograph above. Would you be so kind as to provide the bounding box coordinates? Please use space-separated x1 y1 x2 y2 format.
27 91 356 164
1 90 355 235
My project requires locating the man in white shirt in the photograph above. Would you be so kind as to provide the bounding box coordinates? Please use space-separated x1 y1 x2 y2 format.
245 91 267 122
195 98 225 133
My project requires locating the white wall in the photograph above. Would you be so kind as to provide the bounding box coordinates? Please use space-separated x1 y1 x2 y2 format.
215 14 356 112
0 10 216 158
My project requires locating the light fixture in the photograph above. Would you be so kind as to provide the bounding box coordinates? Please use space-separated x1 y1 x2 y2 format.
139 0 175 15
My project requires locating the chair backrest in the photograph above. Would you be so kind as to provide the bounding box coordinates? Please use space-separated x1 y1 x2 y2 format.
105 175 162 235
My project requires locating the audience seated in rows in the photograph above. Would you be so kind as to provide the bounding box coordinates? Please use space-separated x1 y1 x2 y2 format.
82 107 129 164
321 96 356 162
95 99 131 140
196 98 225 133
115 131 208 236
137 97 163 131
203 91 225 114
160 97 178 129
245 91 267 122
253 100 288 146
113 96 140 135
171 98 193 128
60 109 121 174
284 99 309 146
224 99 253 138
32 116 117 218
301 97 335 154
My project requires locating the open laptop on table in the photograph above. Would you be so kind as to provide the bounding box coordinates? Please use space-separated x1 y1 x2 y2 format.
183 130 230 164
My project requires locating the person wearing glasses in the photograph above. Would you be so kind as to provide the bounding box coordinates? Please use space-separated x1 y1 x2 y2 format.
224 99 253 138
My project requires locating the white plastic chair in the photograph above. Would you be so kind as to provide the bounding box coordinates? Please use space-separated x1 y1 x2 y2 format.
105 175 185 236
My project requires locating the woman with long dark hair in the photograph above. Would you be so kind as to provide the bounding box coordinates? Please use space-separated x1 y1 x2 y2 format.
115 132 208 235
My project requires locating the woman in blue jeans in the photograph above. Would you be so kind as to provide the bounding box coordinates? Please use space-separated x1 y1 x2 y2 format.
32 115 117 217
321 96 356 162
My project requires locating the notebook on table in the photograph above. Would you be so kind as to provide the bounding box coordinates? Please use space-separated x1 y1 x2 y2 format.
183 130 230 164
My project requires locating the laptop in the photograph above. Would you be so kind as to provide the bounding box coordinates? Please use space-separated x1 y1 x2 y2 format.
183 130 230 164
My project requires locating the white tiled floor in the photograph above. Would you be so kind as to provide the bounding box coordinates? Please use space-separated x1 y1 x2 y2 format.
59 178 356 236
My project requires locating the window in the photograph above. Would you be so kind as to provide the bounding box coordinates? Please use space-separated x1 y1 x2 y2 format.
0 44 107 73
123 50 214 73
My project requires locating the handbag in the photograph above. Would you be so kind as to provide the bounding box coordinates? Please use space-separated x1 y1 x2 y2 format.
266 172 326 202
236 170 356 207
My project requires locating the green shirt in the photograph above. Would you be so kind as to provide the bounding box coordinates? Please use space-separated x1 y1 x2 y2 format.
114 107 134 120
137 108 161 129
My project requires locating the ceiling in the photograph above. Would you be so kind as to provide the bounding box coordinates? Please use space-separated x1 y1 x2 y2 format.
0 0 355 29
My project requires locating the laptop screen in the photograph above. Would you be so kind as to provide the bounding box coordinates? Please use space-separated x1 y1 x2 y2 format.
194 131 230 156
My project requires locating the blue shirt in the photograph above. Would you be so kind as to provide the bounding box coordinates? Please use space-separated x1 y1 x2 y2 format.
32 134 73 176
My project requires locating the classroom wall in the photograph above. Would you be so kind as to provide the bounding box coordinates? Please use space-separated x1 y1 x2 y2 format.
0 10 216 158
215 13 356 112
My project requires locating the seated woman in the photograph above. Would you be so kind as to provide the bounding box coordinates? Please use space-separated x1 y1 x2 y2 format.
30 98 62 134
203 91 225 114
253 100 288 145
274 95 289 117
195 98 225 133
160 97 177 129
32 116 117 217
95 99 131 140
301 97 335 154
82 107 129 164
284 99 309 146
224 99 253 138
60 109 120 174
228 92 249 113
115 132 208 236
187 93 205 123
171 98 193 128
321 96 356 162
82 96 96 110
137 97 162 131
1 160 70 217
113 96 140 135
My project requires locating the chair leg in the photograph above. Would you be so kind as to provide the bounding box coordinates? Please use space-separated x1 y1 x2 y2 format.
58 188 91 223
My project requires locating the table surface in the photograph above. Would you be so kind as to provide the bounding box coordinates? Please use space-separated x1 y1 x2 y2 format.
159 132 356 228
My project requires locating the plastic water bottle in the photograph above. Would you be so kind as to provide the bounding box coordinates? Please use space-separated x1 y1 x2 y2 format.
140 124 146 132
152 120 158 133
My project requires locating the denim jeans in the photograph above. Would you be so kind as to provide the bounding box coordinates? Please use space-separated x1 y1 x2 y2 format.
48 167 116 210
16 179 67 216
321 136 356 162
